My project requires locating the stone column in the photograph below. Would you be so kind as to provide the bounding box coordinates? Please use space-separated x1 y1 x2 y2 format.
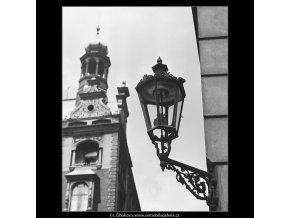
104 67 108 80
104 62 109 80
80 62 85 78
80 66 83 79
85 61 89 76
95 61 99 76
63 181 71 211
87 180 94 211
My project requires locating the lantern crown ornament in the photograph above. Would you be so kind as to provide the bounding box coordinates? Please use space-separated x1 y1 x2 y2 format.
136 57 186 158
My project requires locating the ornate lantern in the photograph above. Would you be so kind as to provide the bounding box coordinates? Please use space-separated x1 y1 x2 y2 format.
136 57 218 208
136 57 186 162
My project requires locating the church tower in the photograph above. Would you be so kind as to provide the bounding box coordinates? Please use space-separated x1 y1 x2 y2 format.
62 27 141 211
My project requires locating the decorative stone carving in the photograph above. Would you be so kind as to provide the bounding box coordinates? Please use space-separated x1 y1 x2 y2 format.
64 181 71 211
70 98 111 119
82 84 102 93
87 179 94 211
74 135 103 143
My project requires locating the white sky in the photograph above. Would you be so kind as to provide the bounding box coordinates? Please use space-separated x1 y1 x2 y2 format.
63 7 208 211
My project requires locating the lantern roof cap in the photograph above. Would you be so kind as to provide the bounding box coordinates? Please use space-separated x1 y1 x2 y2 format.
136 58 186 97
152 56 168 73
135 70 186 97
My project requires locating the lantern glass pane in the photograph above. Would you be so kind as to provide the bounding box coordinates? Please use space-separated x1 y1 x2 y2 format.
138 93 152 131
175 100 184 131
140 102 151 130
168 105 174 127
147 104 157 129
141 80 180 106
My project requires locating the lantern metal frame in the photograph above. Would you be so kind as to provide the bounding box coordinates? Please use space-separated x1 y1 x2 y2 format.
136 71 185 143
135 58 218 209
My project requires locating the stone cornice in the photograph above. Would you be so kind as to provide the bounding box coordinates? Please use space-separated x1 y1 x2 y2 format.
62 122 122 137
79 75 108 85
80 52 111 66
79 91 107 100
65 113 119 122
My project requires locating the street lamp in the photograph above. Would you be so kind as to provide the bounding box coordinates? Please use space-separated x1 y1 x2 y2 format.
136 57 218 208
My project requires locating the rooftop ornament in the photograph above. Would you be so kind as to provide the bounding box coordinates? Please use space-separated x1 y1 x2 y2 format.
85 26 108 55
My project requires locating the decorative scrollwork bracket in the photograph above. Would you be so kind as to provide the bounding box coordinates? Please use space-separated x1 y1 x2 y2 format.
158 156 218 208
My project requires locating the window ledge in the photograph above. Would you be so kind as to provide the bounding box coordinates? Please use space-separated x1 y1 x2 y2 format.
69 163 102 171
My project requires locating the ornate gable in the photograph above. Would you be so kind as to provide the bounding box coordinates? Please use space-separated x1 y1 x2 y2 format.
70 98 111 119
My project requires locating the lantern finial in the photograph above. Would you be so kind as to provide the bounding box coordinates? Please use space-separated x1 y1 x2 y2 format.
152 57 168 73
157 56 162 64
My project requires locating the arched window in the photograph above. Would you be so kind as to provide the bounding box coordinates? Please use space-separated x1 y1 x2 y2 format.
75 141 99 165
98 61 105 77
70 183 89 211
88 60 96 75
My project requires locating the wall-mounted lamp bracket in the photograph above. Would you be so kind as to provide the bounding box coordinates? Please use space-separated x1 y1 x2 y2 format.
157 156 219 208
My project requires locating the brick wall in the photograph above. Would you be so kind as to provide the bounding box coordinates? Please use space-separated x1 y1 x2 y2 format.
106 132 119 211
62 126 140 211
62 132 119 211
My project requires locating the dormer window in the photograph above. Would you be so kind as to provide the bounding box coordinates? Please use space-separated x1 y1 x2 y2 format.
84 151 98 164
71 140 102 167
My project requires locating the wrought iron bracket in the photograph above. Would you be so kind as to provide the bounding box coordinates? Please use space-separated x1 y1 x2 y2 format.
158 156 218 208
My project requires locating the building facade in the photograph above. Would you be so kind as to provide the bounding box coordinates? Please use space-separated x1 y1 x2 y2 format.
62 29 141 211
192 6 228 211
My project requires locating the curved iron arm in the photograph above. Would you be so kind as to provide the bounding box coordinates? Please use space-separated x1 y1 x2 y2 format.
152 140 218 208
159 157 218 207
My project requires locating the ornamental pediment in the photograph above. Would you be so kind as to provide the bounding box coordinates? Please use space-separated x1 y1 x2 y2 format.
73 135 103 144
70 98 111 119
